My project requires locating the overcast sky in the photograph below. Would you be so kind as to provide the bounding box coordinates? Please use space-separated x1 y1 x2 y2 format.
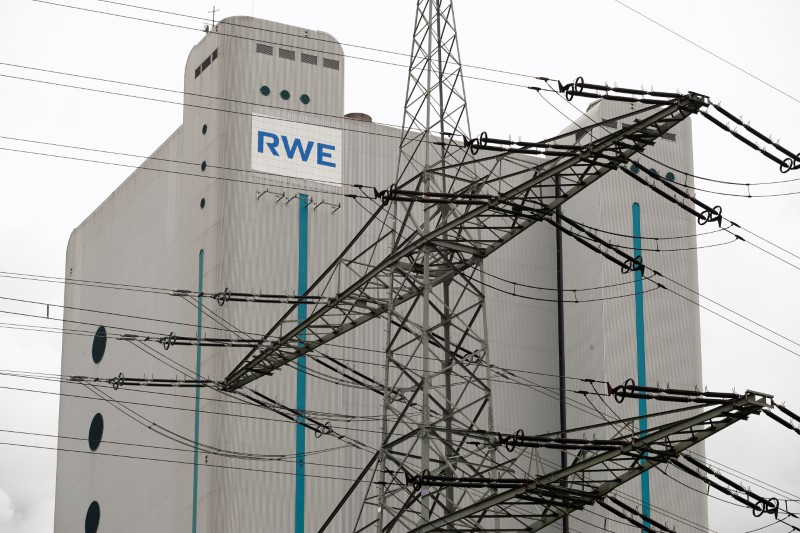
1 1 799 531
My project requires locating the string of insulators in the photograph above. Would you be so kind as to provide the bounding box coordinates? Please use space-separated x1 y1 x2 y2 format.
701 104 799 173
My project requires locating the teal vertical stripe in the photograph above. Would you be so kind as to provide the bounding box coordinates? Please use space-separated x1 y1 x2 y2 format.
632 203 651 530
192 249 204 533
296 194 309 533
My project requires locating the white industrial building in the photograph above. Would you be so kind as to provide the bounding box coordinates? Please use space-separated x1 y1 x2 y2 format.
55 16 707 532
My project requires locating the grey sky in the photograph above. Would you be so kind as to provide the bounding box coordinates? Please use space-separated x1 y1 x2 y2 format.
1 0 799 531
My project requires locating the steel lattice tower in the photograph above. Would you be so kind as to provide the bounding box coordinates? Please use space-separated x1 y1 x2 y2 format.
373 0 502 529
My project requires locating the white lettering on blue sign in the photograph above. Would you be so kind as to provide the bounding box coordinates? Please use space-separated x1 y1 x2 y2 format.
251 115 342 186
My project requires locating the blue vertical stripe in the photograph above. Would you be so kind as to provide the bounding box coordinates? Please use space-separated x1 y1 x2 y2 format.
296 194 309 533
632 203 651 530
192 249 204 533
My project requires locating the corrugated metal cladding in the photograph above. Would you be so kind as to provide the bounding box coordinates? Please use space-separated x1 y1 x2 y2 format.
561 101 707 531
53 16 706 533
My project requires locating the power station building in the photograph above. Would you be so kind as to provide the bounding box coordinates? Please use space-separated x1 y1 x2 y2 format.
54 16 707 532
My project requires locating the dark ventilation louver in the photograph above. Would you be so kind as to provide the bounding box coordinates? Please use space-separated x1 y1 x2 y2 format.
196 49 219 78
301 53 318 65
279 48 296 60
256 43 273 55
322 58 340 70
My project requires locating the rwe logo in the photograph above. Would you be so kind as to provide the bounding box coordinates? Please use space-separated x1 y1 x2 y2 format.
251 115 342 186
257 132 336 168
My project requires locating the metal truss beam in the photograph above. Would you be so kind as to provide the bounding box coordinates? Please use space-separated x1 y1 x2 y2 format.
406 389 772 532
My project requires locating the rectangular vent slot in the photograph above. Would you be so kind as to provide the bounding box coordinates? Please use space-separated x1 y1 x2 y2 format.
323 58 340 70
663 132 676 141
279 48 295 60
195 49 219 79
602 121 618 129
256 43 273 55
301 53 318 65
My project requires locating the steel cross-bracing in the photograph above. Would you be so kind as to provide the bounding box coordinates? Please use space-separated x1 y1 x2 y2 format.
372 0 500 528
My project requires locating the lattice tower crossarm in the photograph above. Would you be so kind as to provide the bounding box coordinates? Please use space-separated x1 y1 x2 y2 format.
406 390 773 532
222 91 711 390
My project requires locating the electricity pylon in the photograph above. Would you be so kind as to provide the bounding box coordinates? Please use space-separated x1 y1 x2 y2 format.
405 386 776 532
217 1 800 531
374 0 498 529
223 3 712 528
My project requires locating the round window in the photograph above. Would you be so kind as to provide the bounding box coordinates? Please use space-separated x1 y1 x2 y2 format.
260 85 271 96
88 413 103 451
280 89 290 100
85 501 100 533
91 326 107 364
300 94 310 105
